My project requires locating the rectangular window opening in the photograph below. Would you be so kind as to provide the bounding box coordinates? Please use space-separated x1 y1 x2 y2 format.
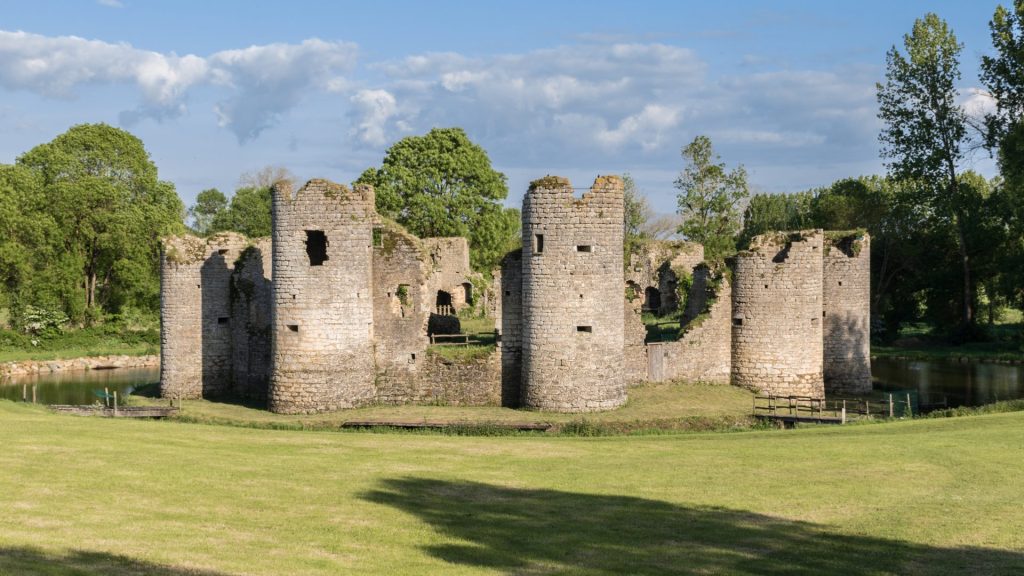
287 324 299 332
534 234 544 254
732 318 744 326
305 230 329 266
576 325 592 333
504 290 511 297
217 317 229 325
576 245 592 253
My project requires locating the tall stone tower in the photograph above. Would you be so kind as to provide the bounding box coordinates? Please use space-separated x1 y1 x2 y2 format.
160 232 248 399
731 230 825 398
520 175 625 412
823 232 872 395
269 179 377 413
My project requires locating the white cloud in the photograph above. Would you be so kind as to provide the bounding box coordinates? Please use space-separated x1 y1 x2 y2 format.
97 0 123 7
962 87 996 119
0 30 357 142
349 89 397 146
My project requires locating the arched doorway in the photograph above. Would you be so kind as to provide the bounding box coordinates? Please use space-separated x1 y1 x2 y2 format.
644 287 662 314
436 290 453 315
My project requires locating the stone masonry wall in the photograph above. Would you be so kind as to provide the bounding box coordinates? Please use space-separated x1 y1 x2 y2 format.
498 249 523 406
372 223 432 404
230 238 273 400
160 232 248 399
626 241 703 316
731 230 825 398
623 296 648 385
660 274 732 384
823 233 872 395
520 175 625 412
269 179 377 413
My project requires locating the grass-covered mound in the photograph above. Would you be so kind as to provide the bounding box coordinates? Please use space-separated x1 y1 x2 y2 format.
1 401 1022 574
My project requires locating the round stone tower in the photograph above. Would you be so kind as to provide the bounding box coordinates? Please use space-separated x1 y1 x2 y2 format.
160 232 248 399
823 232 872 395
269 179 377 414
731 230 825 398
520 175 625 412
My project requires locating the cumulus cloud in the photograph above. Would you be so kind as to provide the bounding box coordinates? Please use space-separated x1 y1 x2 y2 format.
349 89 397 146
0 30 356 142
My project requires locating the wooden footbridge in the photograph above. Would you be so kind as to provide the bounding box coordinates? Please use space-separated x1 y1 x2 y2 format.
753 393 915 426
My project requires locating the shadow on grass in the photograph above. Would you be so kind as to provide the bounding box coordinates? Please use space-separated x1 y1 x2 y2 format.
0 546 228 575
362 478 1024 575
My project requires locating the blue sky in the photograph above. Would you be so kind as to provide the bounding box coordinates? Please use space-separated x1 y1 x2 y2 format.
0 0 1006 215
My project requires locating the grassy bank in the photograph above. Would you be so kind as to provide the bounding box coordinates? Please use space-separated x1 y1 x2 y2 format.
0 325 159 363
0 401 1022 574
133 382 758 435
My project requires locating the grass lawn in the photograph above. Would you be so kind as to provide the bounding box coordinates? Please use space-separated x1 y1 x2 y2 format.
132 382 757 434
0 402 1022 575
0 343 156 363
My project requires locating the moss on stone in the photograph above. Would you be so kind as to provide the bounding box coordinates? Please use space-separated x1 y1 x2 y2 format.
528 175 571 191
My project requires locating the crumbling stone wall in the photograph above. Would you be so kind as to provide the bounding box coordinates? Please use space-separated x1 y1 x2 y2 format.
623 296 648 385
269 179 377 413
423 237 478 314
230 238 273 400
498 249 523 406
823 233 872 395
625 241 703 316
731 230 825 398
160 232 248 399
658 274 732 384
372 222 432 403
520 175 625 412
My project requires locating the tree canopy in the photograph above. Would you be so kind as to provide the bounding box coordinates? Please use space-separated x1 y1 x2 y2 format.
674 135 748 262
357 127 520 271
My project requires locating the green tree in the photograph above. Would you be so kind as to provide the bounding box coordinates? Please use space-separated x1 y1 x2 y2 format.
16 124 184 322
876 13 975 334
739 191 814 247
188 188 227 235
981 2 1024 153
209 186 272 238
357 127 519 271
622 173 652 258
674 135 748 261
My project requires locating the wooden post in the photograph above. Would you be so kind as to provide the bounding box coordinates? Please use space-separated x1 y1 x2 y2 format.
113 391 118 416
865 400 870 418
889 394 894 418
104 387 110 408
841 400 847 424
906 393 913 418
22 383 27 402
31 384 36 404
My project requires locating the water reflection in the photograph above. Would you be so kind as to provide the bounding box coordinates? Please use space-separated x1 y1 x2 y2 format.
872 357 1023 408
0 367 159 405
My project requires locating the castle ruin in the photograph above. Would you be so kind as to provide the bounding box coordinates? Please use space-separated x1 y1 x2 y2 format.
160 175 872 414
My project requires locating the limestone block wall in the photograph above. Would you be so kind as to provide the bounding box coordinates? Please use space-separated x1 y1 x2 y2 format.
160 232 248 399
373 223 431 403
498 250 523 406
623 297 648 385
823 233 872 395
269 179 377 413
731 230 825 398
230 238 273 400
520 175 625 412
659 275 732 384
625 241 703 315
423 237 478 313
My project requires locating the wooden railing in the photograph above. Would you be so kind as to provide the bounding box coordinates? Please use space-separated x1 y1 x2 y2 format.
753 393 918 424
436 304 454 316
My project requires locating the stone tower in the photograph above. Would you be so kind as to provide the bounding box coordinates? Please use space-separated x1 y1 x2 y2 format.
823 232 872 395
731 230 825 398
520 175 625 412
160 232 248 399
269 179 377 413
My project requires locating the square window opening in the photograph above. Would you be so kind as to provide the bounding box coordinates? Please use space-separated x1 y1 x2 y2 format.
733 318 744 326
576 245 592 253
305 230 329 266
287 324 299 332
217 317 229 325
576 325 592 333
534 234 544 254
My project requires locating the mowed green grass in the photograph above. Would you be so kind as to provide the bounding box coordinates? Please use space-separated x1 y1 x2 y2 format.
134 382 756 433
1 402 1023 575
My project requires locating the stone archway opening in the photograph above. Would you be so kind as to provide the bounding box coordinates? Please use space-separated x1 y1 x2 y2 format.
644 287 662 314
436 290 454 315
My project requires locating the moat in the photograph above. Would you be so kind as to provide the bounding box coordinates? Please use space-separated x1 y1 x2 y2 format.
3 358 1023 409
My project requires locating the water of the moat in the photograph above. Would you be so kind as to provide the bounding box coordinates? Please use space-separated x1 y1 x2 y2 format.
1 358 1022 408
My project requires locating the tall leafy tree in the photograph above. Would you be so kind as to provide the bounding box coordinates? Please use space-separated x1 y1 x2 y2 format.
622 173 652 258
188 188 228 235
209 186 273 238
16 124 184 322
876 13 975 334
674 135 748 261
357 127 519 271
